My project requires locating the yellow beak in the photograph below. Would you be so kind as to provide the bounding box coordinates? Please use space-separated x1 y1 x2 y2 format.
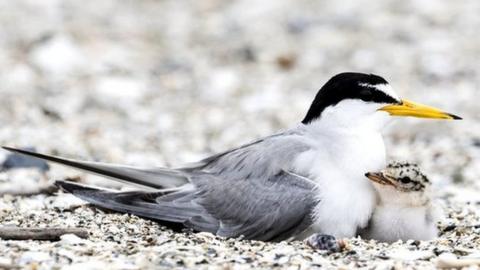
379 99 461 120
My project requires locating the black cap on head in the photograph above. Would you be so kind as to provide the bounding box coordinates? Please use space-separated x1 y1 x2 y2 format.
302 72 400 124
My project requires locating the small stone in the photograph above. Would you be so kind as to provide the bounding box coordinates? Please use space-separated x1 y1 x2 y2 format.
19 251 51 264
60 234 85 245
2 147 49 172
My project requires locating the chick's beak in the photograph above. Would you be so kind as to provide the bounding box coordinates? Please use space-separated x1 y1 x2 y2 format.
379 99 462 120
365 172 394 186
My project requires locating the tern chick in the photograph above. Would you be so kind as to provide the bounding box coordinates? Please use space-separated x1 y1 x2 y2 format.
360 162 440 243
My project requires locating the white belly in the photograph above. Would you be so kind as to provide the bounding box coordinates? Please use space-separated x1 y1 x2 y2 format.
360 205 438 242
293 130 386 238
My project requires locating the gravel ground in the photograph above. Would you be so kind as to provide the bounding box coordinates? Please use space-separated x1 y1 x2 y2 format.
0 0 480 269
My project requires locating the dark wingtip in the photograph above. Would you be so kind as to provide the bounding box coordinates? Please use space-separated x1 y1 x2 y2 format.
55 180 75 193
55 180 88 194
448 113 462 120
2 146 17 152
2 146 35 154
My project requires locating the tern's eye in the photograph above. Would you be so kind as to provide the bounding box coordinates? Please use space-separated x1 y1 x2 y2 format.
399 177 411 184
360 89 372 96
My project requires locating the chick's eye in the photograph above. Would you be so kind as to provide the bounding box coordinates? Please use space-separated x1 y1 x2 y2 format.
400 177 411 184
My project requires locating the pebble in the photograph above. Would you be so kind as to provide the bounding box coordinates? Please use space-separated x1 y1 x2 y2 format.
60 234 87 245
29 35 87 77
436 253 480 268
19 251 51 264
1 148 49 172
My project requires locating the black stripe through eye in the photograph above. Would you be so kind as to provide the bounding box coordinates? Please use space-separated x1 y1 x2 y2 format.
301 72 399 124
360 89 372 96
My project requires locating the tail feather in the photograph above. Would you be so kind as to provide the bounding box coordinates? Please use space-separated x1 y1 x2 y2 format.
55 180 202 223
2 146 188 189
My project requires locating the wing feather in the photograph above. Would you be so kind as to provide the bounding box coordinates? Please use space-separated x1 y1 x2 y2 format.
2 146 188 188
9 128 317 241
190 170 317 241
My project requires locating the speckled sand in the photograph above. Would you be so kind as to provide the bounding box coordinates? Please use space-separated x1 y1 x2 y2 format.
0 0 479 269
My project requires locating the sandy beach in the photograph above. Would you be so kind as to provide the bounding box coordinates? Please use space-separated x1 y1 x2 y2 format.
0 0 479 268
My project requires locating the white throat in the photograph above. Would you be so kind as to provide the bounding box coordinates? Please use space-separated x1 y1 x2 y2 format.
293 101 393 238
375 185 431 207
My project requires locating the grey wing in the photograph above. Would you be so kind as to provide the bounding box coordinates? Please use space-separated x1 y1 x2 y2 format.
182 129 311 179
55 170 318 241
2 129 307 190
2 131 303 189
15 128 317 240
189 170 318 241
183 129 317 240
55 180 211 225
2 146 188 189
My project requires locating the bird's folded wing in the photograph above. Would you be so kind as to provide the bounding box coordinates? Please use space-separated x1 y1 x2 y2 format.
55 180 207 223
55 169 318 241
189 170 318 241
2 146 188 189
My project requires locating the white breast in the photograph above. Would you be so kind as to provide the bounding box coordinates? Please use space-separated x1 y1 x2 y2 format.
359 204 439 242
293 128 386 238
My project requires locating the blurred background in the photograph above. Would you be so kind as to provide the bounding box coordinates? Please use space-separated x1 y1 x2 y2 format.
0 0 478 194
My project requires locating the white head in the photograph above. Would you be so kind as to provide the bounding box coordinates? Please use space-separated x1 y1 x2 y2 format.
302 72 461 131
365 161 431 207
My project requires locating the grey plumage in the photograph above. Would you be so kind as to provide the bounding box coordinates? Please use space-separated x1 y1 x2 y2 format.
3 130 318 241
189 170 316 240
2 147 188 189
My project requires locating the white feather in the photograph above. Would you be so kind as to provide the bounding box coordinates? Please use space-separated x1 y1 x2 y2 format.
359 179 440 243
359 83 400 101
359 191 440 242
293 99 393 238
